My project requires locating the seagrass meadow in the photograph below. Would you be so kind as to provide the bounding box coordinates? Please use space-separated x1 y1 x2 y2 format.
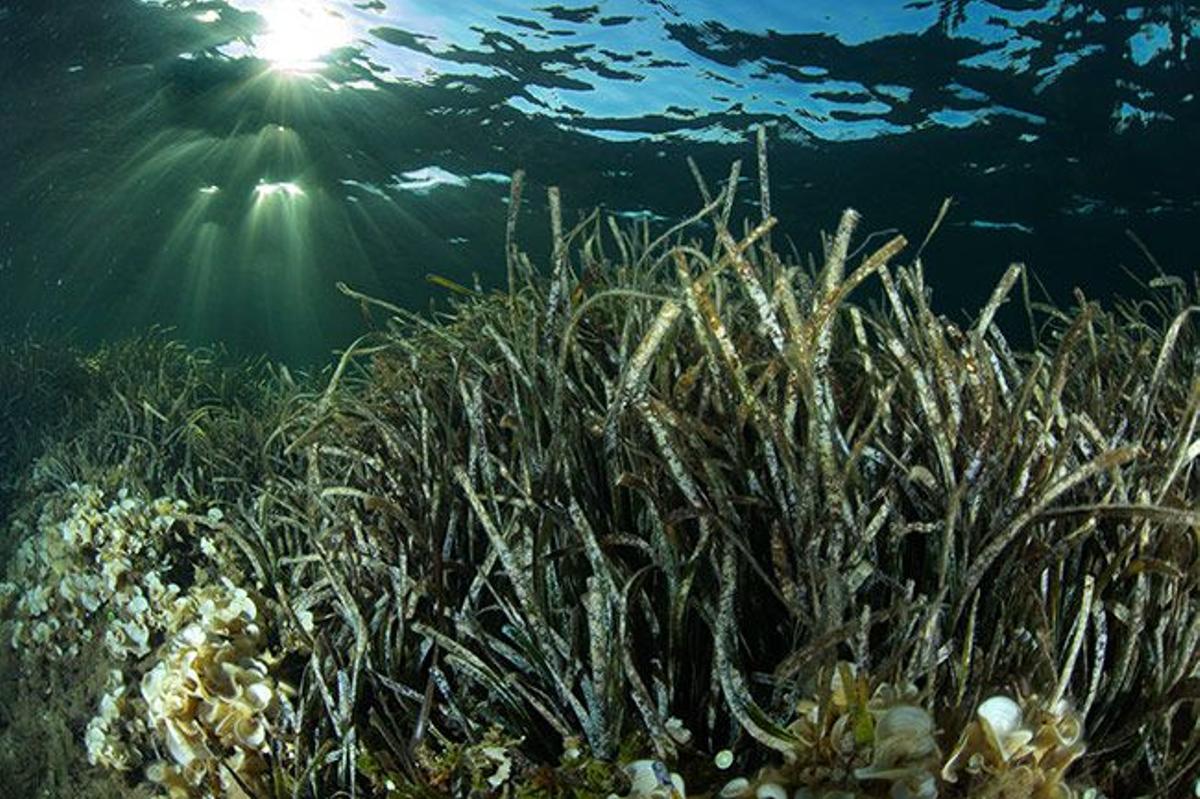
1 149 1198 799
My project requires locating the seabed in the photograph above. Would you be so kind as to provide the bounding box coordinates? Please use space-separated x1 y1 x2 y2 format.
1 148 1197 799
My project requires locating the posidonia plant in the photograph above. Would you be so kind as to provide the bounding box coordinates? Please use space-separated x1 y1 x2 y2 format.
1 133 1196 798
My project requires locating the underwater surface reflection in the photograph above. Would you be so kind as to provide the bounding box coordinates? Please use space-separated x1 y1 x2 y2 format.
0 0 1196 362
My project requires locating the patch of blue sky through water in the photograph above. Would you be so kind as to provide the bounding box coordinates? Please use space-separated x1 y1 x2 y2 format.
465 0 928 142
1128 21 1173 67
645 0 937 45
955 0 1063 72
149 1 930 140
139 0 1056 141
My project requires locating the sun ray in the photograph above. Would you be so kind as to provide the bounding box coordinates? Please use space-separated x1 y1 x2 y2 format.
255 1 352 74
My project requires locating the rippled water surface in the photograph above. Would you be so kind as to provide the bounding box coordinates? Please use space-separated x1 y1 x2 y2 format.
1 0 1196 360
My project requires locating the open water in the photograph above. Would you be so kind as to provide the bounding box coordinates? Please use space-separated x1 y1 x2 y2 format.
1 0 1197 362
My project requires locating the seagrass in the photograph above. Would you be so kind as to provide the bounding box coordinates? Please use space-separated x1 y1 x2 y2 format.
0 140 1196 798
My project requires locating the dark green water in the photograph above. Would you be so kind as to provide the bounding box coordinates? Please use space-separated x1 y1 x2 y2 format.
1 0 1197 363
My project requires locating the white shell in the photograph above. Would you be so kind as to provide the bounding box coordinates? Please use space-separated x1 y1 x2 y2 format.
165 720 201 767
976 695 1023 736
719 777 750 797
245 681 273 711
756 783 787 799
870 705 938 769
235 716 266 749
624 760 678 796
714 749 735 770
179 623 206 647
977 695 1032 760
876 704 934 741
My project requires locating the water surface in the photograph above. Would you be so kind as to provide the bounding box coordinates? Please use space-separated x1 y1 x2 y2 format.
1 0 1196 361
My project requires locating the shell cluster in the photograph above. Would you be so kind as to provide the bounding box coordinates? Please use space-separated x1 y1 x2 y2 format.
140 579 287 798
0 482 294 798
853 704 940 799
85 668 138 771
778 664 939 798
941 694 1086 798
2 484 187 662
704 665 1090 799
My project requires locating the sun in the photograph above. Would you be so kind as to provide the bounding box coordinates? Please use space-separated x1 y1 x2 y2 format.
255 1 352 73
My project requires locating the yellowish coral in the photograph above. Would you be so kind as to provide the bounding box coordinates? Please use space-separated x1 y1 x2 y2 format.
140 579 288 799
4 484 187 662
942 693 1085 798
784 664 869 781
854 704 939 798
1 482 295 798
85 669 139 771
783 664 927 790
709 664 940 798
